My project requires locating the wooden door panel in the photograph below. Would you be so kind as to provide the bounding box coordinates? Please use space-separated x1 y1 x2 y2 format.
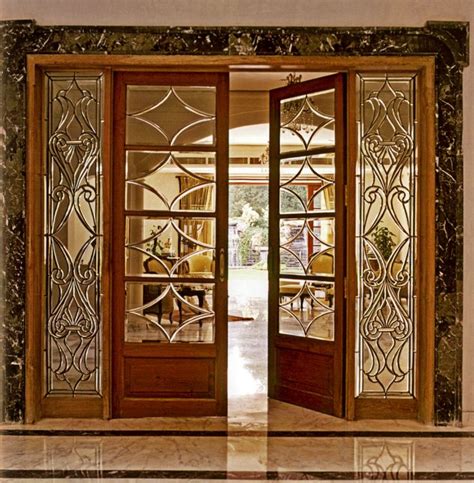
124 358 215 397
277 348 333 396
268 73 346 418
112 72 228 417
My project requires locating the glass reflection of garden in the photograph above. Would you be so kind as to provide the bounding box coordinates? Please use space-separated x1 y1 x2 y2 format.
229 185 308 270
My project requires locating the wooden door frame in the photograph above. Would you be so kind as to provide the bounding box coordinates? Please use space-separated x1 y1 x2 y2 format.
26 54 435 423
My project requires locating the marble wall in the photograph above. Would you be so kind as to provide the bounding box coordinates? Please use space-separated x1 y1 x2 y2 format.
0 20 468 423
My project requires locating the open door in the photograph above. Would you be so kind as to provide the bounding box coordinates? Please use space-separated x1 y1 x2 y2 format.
112 72 228 417
268 73 346 417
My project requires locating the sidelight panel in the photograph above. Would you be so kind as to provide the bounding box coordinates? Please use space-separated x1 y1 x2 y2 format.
44 72 103 396
355 74 417 398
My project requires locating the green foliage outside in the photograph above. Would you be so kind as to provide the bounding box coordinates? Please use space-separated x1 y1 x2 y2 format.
229 185 307 267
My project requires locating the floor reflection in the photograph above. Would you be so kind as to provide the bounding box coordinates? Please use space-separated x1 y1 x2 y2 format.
2 434 474 478
355 439 414 480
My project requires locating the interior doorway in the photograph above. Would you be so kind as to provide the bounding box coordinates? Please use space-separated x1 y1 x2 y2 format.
227 72 346 419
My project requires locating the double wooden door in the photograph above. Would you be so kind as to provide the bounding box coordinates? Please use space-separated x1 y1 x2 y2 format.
112 71 345 417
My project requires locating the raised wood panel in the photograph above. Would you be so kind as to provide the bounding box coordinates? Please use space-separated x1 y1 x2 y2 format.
117 398 218 418
124 358 215 398
277 348 333 397
276 386 334 415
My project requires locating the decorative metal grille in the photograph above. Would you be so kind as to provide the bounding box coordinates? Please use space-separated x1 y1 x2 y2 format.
45 72 103 396
356 74 417 397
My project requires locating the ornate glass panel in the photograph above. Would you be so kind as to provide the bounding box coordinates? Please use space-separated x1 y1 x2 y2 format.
280 89 335 152
126 151 215 212
126 86 216 146
279 280 335 340
279 218 335 276
280 154 335 214
44 72 103 395
278 88 336 341
355 74 417 397
125 216 215 278
125 282 214 343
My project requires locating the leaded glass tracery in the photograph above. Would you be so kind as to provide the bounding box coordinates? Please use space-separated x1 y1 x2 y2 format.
123 83 218 344
355 74 417 398
278 87 337 341
45 72 103 396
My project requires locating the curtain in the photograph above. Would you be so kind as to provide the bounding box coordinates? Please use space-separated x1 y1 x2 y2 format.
177 176 213 254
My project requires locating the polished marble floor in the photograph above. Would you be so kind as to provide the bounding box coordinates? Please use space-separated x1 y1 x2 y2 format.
1 271 473 481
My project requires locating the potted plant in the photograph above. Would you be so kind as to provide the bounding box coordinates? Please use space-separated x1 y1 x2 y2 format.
372 225 396 261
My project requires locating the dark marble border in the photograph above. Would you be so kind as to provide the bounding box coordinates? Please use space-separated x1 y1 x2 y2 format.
1 429 474 437
1 469 474 480
0 20 469 424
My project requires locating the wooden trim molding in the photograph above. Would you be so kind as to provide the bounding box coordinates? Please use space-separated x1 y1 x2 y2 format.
26 54 436 423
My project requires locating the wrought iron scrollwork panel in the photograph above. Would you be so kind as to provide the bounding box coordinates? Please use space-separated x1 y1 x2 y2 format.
356 74 417 398
45 73 103 396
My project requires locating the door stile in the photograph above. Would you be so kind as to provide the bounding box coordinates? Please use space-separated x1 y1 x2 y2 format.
333 73 347 417
344 70 358 420
101 67 114 419
111 72 128 415
268 92 281 400
215 73 229 415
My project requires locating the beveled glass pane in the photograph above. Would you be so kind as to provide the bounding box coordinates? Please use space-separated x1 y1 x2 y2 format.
308 247 335 276
356 74 417 398
126 151 215 212
279 279 335 340
126 85 216 146
280 89 335 153
125 282 214 343
280 154 335 214
279 219 335 276
44 72 103 396
125 216 215 277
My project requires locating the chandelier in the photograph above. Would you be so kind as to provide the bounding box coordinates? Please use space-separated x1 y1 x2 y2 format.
281 73 315 135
